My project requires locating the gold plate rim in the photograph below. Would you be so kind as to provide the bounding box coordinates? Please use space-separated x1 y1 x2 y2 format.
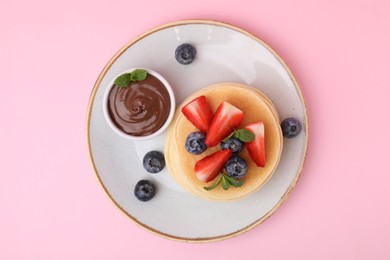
85 19 309 243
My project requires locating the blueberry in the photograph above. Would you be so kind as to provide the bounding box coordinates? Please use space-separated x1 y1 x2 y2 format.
225 156 247 179
281 117 302 138
185 132 207 155
175 43 196 65
143 151 165 173
221 137 244 155
134 180 156 202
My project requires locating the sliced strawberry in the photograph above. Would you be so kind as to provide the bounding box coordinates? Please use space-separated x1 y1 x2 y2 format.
194 149 232 183
181 96 213 132
245 122 266 167
205 102 243 147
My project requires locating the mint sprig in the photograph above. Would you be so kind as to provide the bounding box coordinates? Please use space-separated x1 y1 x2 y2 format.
223 128 255 143
114 69 148 87
203 174 244 191
203 175 222 191
224 175 244 188
130 69 147 81
221 176 229 190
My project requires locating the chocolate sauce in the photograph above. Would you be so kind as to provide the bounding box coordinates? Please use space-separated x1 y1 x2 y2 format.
108 74 171 136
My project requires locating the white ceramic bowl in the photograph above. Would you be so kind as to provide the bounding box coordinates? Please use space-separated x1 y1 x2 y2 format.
102 68 175 141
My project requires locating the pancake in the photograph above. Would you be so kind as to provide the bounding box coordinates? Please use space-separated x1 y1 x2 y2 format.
165 83 283 201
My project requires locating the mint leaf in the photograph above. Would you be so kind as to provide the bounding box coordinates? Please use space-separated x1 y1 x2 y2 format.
236 129 255 142
204 174 244 191
203 175 222 191
224 175 244 188
114 69 148 88
130 69 147 81
223 129 255 143
114 73 132 87
221 176 230 190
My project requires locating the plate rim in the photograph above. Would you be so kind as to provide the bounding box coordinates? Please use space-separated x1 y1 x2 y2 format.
85 19 309 243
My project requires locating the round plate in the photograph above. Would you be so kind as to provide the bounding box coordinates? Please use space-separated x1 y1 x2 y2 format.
86 20 308 242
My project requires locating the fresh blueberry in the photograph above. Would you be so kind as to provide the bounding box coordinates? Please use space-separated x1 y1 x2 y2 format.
143 151 165 173
134 180 156 202
221 137 244 155
185 131 207 155
175 43 196 65
225 156 247 179
281 117 302 138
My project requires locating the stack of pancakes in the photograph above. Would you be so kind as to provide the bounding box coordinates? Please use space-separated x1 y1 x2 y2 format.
165 83 283 201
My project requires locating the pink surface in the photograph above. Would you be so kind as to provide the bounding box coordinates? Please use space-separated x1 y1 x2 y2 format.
1 0 389 259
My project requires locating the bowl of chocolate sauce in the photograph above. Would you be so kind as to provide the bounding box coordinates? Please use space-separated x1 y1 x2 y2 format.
103 68 175 141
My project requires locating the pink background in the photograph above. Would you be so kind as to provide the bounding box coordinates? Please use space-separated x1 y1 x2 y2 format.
1 0 389 259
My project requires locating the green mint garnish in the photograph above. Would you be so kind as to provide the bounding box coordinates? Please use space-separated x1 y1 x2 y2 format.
235 129 255 142
203 175 222 191
223 128 255 143
130 69 147 81
203 174 244 191
221 176 230 190
114 69 148 87
223 175 244 188
114 73 132 87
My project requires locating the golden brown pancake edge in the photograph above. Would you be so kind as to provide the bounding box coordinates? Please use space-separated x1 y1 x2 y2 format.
165 83 283 202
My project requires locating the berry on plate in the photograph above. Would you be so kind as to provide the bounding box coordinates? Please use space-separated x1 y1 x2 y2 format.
205 102 243 147
194 149 232 183
143 151 165 173
245 122 266 167
185 132 207 155
182 96 213 132
281 117 302 138
134 180 156 202
175 43 197 65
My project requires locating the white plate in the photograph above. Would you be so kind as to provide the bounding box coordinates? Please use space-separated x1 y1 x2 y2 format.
86 20 308 242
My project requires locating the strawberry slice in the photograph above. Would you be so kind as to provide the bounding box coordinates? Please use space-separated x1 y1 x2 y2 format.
245 122 266 167
181 96 213 132
205 102 243 147
194 149 232 183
